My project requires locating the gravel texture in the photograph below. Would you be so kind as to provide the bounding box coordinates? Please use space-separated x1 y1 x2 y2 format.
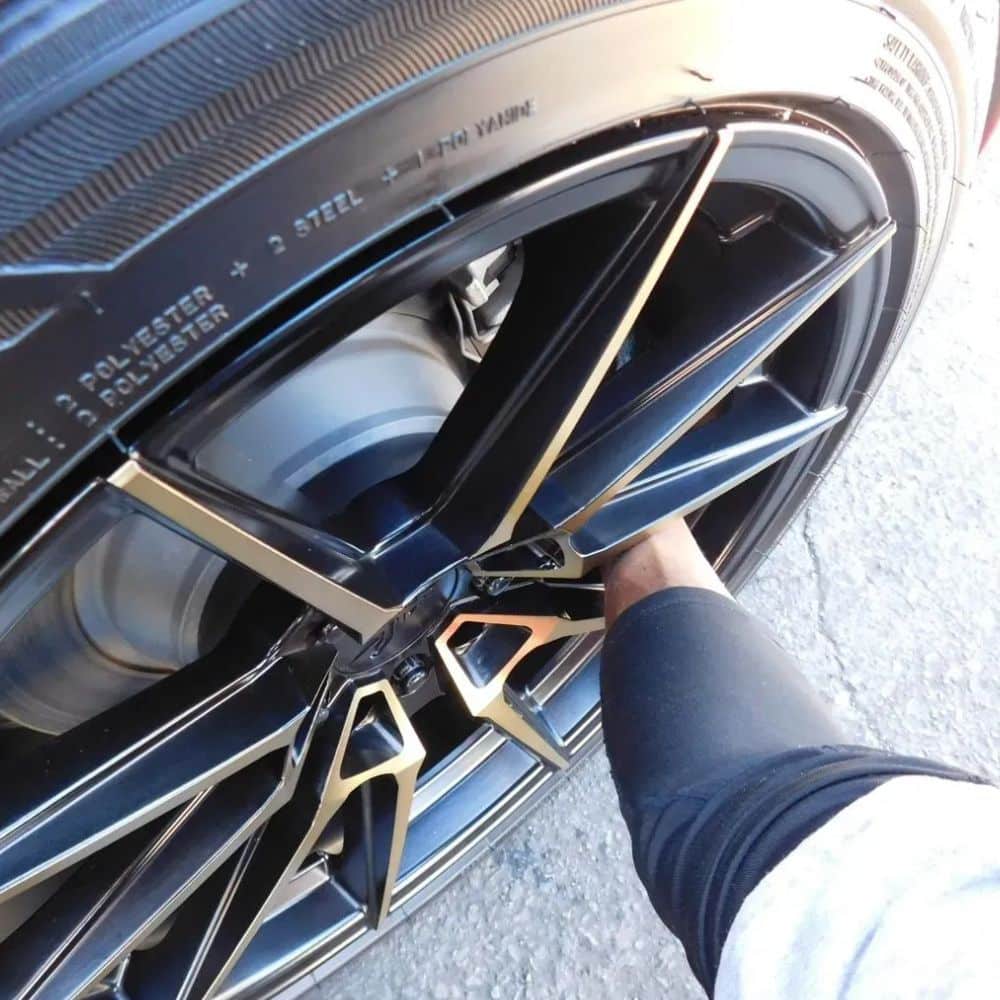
303 145 1000 1000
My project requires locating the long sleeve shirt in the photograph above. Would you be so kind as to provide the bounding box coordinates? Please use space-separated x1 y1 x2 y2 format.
601 588 994 998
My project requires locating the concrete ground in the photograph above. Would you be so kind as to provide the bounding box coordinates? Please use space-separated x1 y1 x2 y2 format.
308 144 1000 1000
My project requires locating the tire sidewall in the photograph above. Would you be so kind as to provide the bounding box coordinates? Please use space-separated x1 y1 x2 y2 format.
0 0 983 539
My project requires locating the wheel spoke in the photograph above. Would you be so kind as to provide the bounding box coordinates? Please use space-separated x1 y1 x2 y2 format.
434 598 603 769
109 461 399 641
526 220 895 536
0 598 329 905
0 760 291 1000
125 679 424 1000
339 131 732 598
437 130 729 554
123 835 262 1000
506 378 846 577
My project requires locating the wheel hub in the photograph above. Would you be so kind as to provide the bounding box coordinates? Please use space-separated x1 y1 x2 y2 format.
343 570 459 678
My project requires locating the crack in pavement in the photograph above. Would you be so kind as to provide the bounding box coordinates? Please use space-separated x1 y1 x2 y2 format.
801 504 883 741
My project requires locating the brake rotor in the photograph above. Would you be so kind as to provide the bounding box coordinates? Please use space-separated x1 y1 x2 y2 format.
0 300 467 734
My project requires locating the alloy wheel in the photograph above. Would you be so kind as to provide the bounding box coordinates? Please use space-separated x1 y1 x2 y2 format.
0 113 894 997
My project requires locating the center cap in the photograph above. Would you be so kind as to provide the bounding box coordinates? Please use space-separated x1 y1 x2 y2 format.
347 570 459 677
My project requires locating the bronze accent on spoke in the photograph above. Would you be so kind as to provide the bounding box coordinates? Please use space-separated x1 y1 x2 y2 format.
322 679 426 928
434 613 604 768
109 459 397 641
212 677 423 982
475 128 735 555
133 678 426 1000
471 220 895 582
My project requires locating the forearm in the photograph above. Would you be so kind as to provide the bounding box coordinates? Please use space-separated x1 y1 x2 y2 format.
600 588 981 994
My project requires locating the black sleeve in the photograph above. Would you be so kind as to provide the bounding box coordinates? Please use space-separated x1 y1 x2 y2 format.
600 587 981 995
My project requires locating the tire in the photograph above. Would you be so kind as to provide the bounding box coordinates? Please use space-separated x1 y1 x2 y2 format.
0 1 996 997
0 0 996 538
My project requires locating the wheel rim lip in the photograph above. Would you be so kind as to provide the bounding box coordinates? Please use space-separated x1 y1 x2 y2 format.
0 110 895 999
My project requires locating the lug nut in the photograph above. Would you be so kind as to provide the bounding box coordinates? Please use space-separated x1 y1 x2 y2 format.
474 576 510 596
394 655 430 695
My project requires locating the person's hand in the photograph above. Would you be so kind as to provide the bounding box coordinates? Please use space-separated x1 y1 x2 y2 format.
602 517 729 628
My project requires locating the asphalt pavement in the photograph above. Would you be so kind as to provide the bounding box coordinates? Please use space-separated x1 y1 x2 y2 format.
305 143 1000 1000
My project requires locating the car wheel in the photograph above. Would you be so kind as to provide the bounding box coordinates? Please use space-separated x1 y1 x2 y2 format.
0 1 995 996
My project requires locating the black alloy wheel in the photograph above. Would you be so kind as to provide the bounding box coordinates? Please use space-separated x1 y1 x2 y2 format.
0 115 897 997
0 0 994 997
